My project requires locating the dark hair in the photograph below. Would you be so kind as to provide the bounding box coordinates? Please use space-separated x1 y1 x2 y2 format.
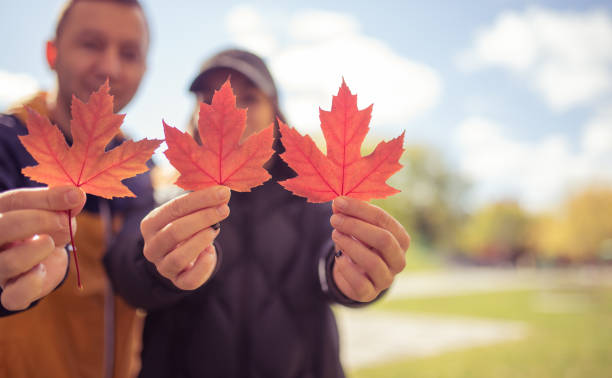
55 0 149 41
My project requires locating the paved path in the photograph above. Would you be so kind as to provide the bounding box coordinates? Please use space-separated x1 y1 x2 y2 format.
336 308 526 369
388 266 612 299
337 267 612 370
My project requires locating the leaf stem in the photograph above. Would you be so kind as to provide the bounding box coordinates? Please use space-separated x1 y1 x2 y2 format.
66 209 83 289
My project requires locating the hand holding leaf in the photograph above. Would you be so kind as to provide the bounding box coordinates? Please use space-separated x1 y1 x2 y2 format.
18 81 162 288
142 79 274 291
279 79 409 302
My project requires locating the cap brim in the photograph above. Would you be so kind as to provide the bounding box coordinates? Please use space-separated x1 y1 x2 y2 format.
188 56 276 99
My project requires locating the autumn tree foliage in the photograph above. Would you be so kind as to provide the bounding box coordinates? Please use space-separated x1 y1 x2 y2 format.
455 201 532 262
530 186 612 261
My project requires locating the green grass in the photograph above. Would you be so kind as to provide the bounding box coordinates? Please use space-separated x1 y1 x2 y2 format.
350 287 612 378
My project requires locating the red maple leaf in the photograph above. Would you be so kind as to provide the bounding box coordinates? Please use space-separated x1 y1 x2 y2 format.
163 79 274 192
279 80 405 203
19 80 162 287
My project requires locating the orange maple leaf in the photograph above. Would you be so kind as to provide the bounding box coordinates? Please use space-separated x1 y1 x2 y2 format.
279 79 405 203
163 79 274 192
19 81 161 198
18 80 162 287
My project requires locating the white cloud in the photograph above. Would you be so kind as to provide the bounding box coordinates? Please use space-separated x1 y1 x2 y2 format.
458 7 612 111
289 10 360 41
455 111 612 211
225 5 278 57
225 7 442 136
0 70 39 106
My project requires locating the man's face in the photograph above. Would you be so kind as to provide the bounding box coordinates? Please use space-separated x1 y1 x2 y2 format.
53 1 148 112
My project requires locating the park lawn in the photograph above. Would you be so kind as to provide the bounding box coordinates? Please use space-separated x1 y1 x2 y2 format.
350 287 612 378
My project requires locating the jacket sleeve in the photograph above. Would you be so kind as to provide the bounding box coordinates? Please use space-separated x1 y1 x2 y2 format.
103 170 222 310
0 301 36 317
311 202 386 307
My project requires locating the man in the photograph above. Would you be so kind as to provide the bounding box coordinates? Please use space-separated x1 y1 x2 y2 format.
0 1 152 377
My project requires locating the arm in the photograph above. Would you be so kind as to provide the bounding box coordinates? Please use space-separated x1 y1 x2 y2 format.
104 184 230 310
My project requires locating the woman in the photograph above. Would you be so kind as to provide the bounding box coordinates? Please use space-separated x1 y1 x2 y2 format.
108 49 410 378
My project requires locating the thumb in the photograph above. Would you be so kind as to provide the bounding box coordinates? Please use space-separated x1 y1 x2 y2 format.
0 185 86 214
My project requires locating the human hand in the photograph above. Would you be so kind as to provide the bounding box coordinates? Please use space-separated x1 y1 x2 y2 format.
0 185 87 311
330 196 410 302
140 186 230 290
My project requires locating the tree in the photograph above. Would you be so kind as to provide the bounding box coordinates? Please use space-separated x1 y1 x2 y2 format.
531 186 612 261
455 201 532 263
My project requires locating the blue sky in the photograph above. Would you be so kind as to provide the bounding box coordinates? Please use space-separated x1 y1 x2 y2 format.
1 1 611 211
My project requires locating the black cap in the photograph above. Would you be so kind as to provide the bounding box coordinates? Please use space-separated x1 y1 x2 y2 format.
189 48 278 105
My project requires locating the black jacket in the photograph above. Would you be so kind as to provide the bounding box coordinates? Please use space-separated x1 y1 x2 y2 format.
108 155 367 378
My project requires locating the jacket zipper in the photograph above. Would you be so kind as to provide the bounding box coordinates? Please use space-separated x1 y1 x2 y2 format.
237 201 253 377
100 200 115 378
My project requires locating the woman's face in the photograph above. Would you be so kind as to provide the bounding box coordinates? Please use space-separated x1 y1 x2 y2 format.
194 68 275 143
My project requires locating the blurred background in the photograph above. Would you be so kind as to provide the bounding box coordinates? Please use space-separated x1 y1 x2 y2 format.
2 1 612 377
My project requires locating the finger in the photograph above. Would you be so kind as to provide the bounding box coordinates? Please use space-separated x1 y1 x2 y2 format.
0 185 86 215
0 264 46 311
173 244 217 291
0 234 55 283
38 246 69 298
141 186 230 239
156 228 218 278
0 209 67 247
333 254 377 302
143 205 228 263
47 215 78 247
330 213 406 274
0 247 67 311
331 230 393 292
333 197 410 251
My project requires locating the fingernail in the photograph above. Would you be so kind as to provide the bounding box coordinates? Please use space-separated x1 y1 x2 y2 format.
334 197 347 210
216 187 229 200
331 214 344 227
65 188 81 207
217 204 229 216
57 214 67 229
335 250 343 258
331 230 339 242
36 263 46 277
